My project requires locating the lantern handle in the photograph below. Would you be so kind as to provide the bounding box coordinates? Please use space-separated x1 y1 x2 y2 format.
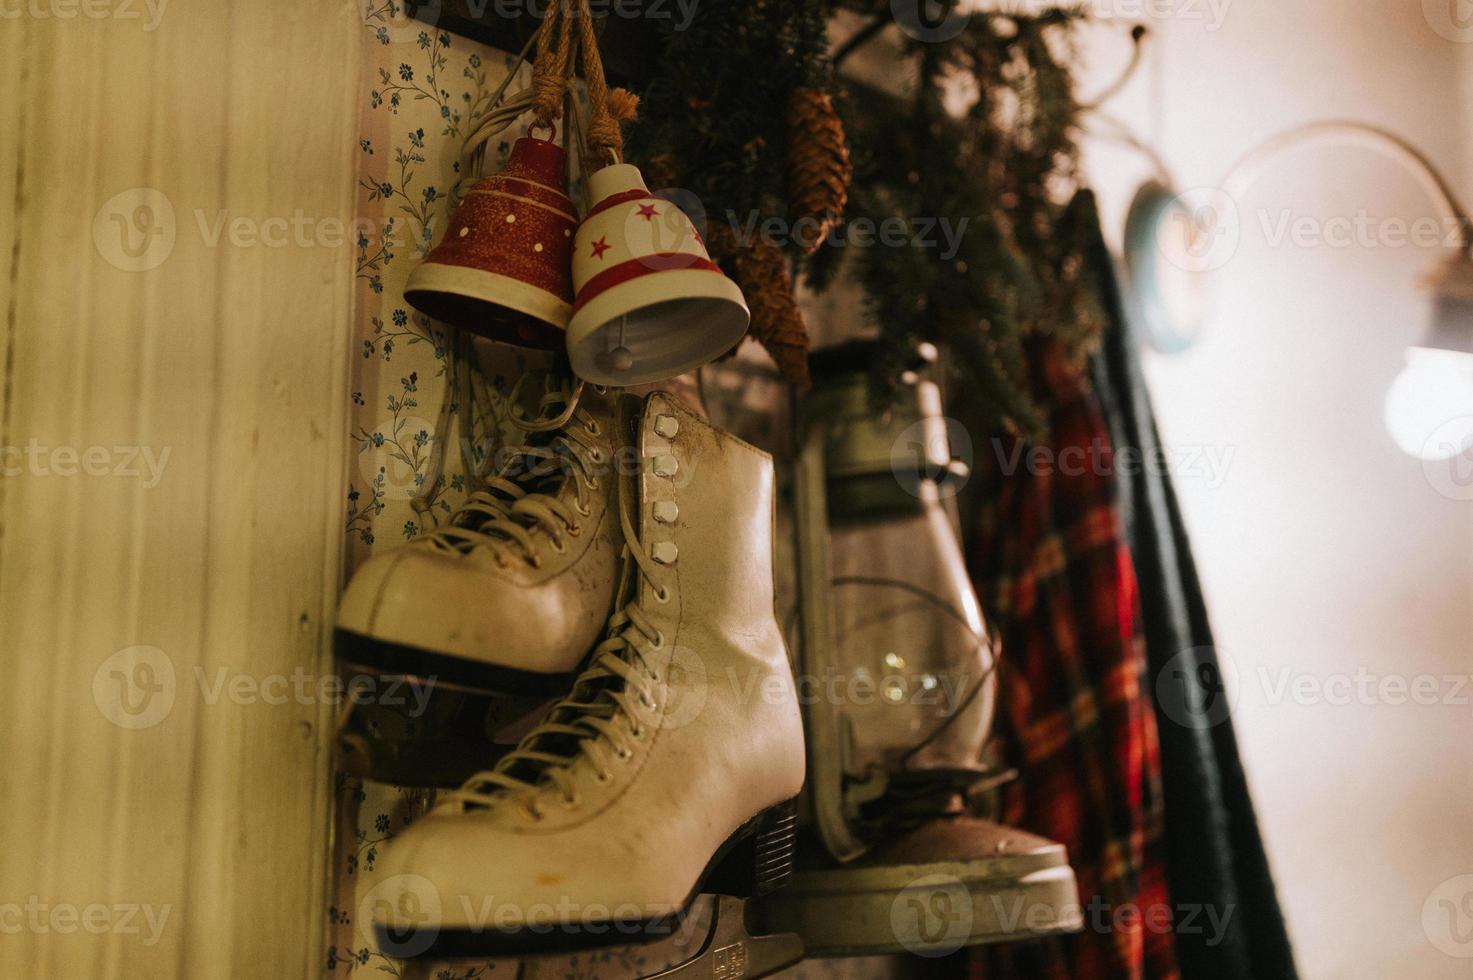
792 415 872 863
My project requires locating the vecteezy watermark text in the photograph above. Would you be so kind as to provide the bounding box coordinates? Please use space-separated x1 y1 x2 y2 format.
93 186 422 273
0 0 168 31
0 899 171 946
890 0 1231 44
361 873 706 959
725 211 972 261
469 0 700 30
889 872 1235 957
92 646 438 730
1258 208 1472 251
990 437 1237 489
1 440 170 488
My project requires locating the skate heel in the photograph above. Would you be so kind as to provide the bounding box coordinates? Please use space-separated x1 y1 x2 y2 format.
705 798 798 899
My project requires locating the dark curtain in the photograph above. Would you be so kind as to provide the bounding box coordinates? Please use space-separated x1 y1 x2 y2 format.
1082 191 1299 980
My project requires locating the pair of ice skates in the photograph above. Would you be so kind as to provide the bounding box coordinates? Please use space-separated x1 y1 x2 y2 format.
336 380 805 963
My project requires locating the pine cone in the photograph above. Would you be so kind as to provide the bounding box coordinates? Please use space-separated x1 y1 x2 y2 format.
786 88 852 254
708 225 811 389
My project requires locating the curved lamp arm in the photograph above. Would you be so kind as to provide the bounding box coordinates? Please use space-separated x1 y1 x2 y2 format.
1218 120 1473 254
1118 119 1473 355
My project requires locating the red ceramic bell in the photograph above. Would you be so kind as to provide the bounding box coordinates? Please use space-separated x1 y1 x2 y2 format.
405 133 577 349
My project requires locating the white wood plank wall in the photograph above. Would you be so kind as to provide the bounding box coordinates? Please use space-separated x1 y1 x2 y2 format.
0 3 361 976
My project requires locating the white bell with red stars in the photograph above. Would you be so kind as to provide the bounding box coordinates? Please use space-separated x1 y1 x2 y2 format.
565 163 750 385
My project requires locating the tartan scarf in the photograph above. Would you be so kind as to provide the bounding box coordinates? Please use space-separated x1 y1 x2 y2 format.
964 340 1179 980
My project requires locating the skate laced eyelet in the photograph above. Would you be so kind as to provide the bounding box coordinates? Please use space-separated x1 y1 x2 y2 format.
594 770 612 784
655 586 671 603
520 800 544 821
573 499 592 517
559 792 580 809
566 521 582 537
529 554 545 569
585 420 601 436
588 448 606 464
616 745 633 761
550 536 567 554
651 631 666 650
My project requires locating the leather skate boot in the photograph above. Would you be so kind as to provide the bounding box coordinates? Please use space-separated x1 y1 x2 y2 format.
361 393 806 956
334 378 626 785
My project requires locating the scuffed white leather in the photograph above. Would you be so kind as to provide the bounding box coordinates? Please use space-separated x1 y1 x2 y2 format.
364 393 806 933
335 387 625 675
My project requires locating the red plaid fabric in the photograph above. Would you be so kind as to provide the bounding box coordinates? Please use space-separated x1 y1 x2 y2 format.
965 342 1178 980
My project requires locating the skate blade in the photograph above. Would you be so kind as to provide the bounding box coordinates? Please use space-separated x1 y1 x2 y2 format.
380 895 804 979
335 627 579 697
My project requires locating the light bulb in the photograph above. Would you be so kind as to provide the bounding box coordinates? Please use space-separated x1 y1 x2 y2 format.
1383 347 1473 460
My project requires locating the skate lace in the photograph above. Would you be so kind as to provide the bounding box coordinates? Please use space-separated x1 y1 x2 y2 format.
426 380 605 568
443 483 666 817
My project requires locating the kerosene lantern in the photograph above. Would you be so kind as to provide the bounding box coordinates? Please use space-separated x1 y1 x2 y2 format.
754 340 1081 957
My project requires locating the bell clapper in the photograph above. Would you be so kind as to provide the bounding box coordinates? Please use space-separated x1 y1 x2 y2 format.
609 314 635 373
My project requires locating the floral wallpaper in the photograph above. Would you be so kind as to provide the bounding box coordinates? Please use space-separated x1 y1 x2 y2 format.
326 9 911 978
343 22 506 552
328 11 535 978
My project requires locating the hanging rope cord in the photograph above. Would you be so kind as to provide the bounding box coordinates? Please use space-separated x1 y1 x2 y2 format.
456 0 638 195
529 1 574 129
529 0 637 166
412 1 636 528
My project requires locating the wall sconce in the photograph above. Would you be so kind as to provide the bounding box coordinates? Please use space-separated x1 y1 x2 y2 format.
1124 120 1473 461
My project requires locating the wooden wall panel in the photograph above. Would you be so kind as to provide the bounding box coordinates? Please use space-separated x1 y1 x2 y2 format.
0 4 360 977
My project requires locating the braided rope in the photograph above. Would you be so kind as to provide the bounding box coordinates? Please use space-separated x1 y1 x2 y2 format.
572 0 638 164
530 1 574 129
525 0 638 170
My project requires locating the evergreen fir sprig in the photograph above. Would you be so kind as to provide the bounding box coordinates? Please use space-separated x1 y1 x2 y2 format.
834 5 1104 438
628 2 1103 434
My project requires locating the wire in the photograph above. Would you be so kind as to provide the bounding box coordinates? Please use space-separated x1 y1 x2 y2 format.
828 575 1001 770
1078 23 1149 111
1084 109 1174 184
1218 120 1473 253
